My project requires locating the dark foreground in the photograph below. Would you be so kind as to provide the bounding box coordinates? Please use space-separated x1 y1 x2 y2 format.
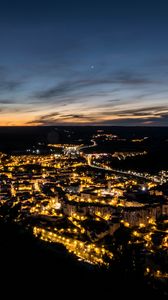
0 219 167 299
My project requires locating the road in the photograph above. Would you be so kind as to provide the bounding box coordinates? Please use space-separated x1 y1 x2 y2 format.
78 140 150 181
77 139 97 151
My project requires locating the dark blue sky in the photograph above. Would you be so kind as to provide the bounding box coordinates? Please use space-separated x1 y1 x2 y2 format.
1 0 168 125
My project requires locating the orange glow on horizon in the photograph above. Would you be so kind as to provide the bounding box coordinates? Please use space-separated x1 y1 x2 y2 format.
0 112 160 126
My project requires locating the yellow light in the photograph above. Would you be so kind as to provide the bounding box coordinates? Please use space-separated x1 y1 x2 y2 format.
124 222 130 227
139 223 145 228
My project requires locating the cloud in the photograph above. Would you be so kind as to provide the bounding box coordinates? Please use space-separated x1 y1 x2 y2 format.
115 105 168 117
32 70 155 106
1 60 166 126
0 76 22 92
27 111 61 125
60 114 85 119
39 112 60 119
113 71 155 85
107 99 121 102
34 79 114 101
26 111 98 125
95 106 168 126
26 98 168 126
0 80 22 91
0 66 23 92
99 114 168 126
0 99 14 104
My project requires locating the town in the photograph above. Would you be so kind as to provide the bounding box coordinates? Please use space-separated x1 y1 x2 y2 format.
0 131 168 289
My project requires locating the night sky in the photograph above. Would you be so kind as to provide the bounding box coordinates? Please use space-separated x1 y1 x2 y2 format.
0 0 168 126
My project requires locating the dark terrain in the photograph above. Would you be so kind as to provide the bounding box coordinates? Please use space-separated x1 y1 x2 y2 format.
0 126 168 172
0 219 165 298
